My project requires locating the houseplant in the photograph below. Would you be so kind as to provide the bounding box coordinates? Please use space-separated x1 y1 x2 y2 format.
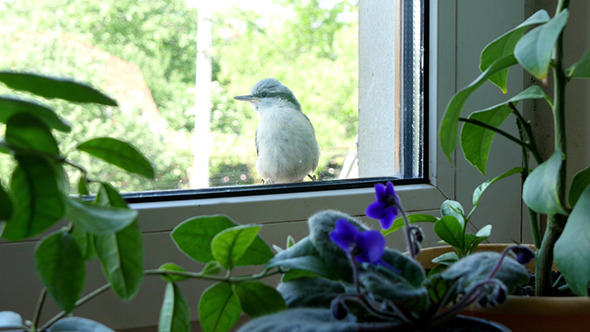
439 0 590 297
0 71 155 331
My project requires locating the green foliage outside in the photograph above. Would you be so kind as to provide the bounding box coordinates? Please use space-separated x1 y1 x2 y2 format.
0 0 358 192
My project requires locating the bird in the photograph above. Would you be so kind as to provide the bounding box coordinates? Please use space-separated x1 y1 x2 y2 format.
234 78 320 184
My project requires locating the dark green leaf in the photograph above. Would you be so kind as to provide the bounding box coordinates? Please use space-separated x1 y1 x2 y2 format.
159 263 189 282
237 308 358 332
440 54 518 163
267 237 337 279
0 96 70 132
514 10 569 81
201 261 223 276
523 149 568 215
0 182 13 222
381 213 437 237
78 175 90 196
199 282 241 332
172 215 273 265
480 10 550 92
158 282 190 332
6 113 59 155
568 48 590 79
77 137 154 179
71 227 97 261
0 71 117 106
277 277 345 308
2 157 64 240
554 185 590 296
465 225 492 254
34 231 85 313
568 166 590 207
93 183 143 300
360 272 428 310
377 248 426 287
65 197 137 235
434 216 464 249
233 281 286 318
47 317 114 332
212 224 262 269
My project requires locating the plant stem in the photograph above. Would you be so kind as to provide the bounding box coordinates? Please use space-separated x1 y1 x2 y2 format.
144 267 281 283
32 289 47 330
535 219 563 295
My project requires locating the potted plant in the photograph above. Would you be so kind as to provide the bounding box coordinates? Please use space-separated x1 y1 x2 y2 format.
437 0 590 329
0 71 155 331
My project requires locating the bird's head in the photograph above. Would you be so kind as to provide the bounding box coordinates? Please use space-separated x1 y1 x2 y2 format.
234 78 301 112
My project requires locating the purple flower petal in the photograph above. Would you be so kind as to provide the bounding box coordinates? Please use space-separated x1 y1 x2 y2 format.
365 201 387 219
329 219 360 251
385 181 395 197
379 209 396 230
374 183 387 200
355 230 385 264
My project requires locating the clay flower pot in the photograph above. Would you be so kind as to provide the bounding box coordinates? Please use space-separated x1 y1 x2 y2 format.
416 244 590 332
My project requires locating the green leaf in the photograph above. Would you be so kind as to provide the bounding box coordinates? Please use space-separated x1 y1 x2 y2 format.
267 237 337 279
434 216 464 249
440 54 518 163
233 281 286 318
34 230 85 313
78 175 90 196
472 167 524 210
71 227 97 261
172 215 273 265
158 282 190 332
432 251 459 266
5 113 60 155
0 96 70 132
381 213 438 237
480 10 550 92
554 185 590 296
568 165 590 207
2 157 64 240
568 48 590 79
199 282 241 332
201 261 223 276
523 149 568 215
0 182 13 222
212 224 262 269
0 71 117 106
440 200 466 228
77 137 154 179
65 197 137 235
514 9 569 81
159 263 189 282
465 225 492 254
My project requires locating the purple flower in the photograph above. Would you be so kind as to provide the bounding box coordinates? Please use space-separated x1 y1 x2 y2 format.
510 246 535 264
366 182 400 229
330 219 385 264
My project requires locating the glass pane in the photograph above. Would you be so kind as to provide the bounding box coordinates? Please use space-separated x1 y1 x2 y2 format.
0 0 425 195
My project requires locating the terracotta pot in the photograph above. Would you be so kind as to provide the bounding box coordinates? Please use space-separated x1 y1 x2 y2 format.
416 244 590 332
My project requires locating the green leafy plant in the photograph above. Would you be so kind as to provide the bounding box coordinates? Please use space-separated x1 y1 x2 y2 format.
0 71 154 331
440 1 590 296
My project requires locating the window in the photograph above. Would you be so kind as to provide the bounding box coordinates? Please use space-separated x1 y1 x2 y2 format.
0 0 427 200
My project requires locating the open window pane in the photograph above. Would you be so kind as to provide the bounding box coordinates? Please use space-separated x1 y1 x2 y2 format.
0 0 425 195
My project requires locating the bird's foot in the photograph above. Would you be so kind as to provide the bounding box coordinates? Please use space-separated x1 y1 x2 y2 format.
261 178 274 184
307 174 317 181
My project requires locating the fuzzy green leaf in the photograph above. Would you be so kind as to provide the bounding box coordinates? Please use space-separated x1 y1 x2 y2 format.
199 282 241 332
267 237 337 280
34 231 85 313
568 48 590 79
2 157 64 240
0 311 24 329
212 224 261 269
554 185 590 296
5 113 59 155
514 10 569 81
568 165 590 207
480 9 550 92
233 281 286 318
0 71 117 106
0 96 70 132
523 149 568 215
158 282 191 332
77 137 154 179
440 54 518 163
47 317 114 332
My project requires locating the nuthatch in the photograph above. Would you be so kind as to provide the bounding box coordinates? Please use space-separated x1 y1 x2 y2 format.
234 78 320 183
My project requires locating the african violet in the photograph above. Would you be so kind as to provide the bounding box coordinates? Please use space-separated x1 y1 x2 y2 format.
238 182 532 331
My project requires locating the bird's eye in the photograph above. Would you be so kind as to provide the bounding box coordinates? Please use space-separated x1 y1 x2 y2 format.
260 92 268 98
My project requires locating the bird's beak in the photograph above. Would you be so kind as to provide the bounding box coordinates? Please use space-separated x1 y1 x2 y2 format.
234 95 259 103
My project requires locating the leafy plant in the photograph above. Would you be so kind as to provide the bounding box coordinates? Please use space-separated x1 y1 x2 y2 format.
440 1 590 296
0 71 154 331
237 182 533 331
